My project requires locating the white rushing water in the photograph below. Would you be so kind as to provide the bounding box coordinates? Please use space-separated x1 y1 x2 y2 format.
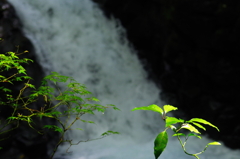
8 0 240 159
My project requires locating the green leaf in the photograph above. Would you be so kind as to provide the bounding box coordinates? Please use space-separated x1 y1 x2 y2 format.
163 105 178 114
108 104 120 111
189 118 219 131
191 122 206 131
207 142 221 146
169 125 177 132
165 117 184 127
7 117 17 120
132 104 163 115
15 77 22 81
181 123 201 134
81 109 94 114
48 111 62 116
25 83 36 89
43 125 63 133
101 131 120 136
91 97 100 102
18 69 27 75
187 133 202 139
0 75 6 79
80 120 95 124
106 131 119 134
202 142 221 152
172 133 186 137
2 88 11 92
154 131 168 159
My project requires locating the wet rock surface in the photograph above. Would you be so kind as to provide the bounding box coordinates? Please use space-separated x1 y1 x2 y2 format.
94 0 240 149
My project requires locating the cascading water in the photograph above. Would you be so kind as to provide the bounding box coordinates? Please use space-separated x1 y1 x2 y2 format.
7 0 240 158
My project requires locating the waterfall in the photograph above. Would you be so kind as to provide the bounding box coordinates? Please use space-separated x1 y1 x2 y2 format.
8 0 240 159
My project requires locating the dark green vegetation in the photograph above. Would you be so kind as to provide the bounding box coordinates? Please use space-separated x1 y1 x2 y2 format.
0 51 119 158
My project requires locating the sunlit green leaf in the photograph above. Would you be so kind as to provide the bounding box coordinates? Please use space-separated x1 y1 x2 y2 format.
165 117 184 127
181 123 201 134
0 75 6 79
25 83 36 89
7 117 17 120
189 118 219 131
172 133 186 137
191 122 206 131
163 105 178 114
203 142 221 151
207 142 221 145
170 125 177 132
132 104 163 115
154 131 168 159
91 97 100 102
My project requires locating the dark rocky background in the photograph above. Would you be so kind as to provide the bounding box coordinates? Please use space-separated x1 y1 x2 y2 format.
1 0 240 158
93 0 240 149
0 1 58 158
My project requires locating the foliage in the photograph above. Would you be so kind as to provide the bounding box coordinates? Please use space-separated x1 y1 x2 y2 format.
0 50 119 158
132 104 221 159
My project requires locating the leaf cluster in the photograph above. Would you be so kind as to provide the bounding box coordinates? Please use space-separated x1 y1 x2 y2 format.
132 104 221 159
0 51 120 158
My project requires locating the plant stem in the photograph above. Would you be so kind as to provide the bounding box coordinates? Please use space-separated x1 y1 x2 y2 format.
50 133 64 159
177 135 200 159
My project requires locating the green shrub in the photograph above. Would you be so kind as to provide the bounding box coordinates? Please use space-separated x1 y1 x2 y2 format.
0 50 119 158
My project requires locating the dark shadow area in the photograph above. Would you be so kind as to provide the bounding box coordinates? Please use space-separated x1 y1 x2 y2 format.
95 0 240 149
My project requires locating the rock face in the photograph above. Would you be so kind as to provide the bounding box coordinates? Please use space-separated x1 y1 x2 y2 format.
0 1 59 158
94 0 240 149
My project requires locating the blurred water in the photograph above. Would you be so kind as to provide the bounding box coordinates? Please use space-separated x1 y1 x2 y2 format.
8 0 240 158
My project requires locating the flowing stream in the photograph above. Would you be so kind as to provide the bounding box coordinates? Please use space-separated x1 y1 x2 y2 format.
8 0 240 158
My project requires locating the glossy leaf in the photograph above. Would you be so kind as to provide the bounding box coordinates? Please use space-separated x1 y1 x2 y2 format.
163 105 178 114
207 142 221 145
165 117 184 127
181 123 201 134
173 133 186 137
203 142 221 152
191 122 206 131
132 104 163 115
154 131 168 159
189 118 219 131
170 125 177 132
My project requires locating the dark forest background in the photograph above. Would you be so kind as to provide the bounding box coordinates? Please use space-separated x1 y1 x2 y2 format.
95 0 240 149
1 0 240 158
